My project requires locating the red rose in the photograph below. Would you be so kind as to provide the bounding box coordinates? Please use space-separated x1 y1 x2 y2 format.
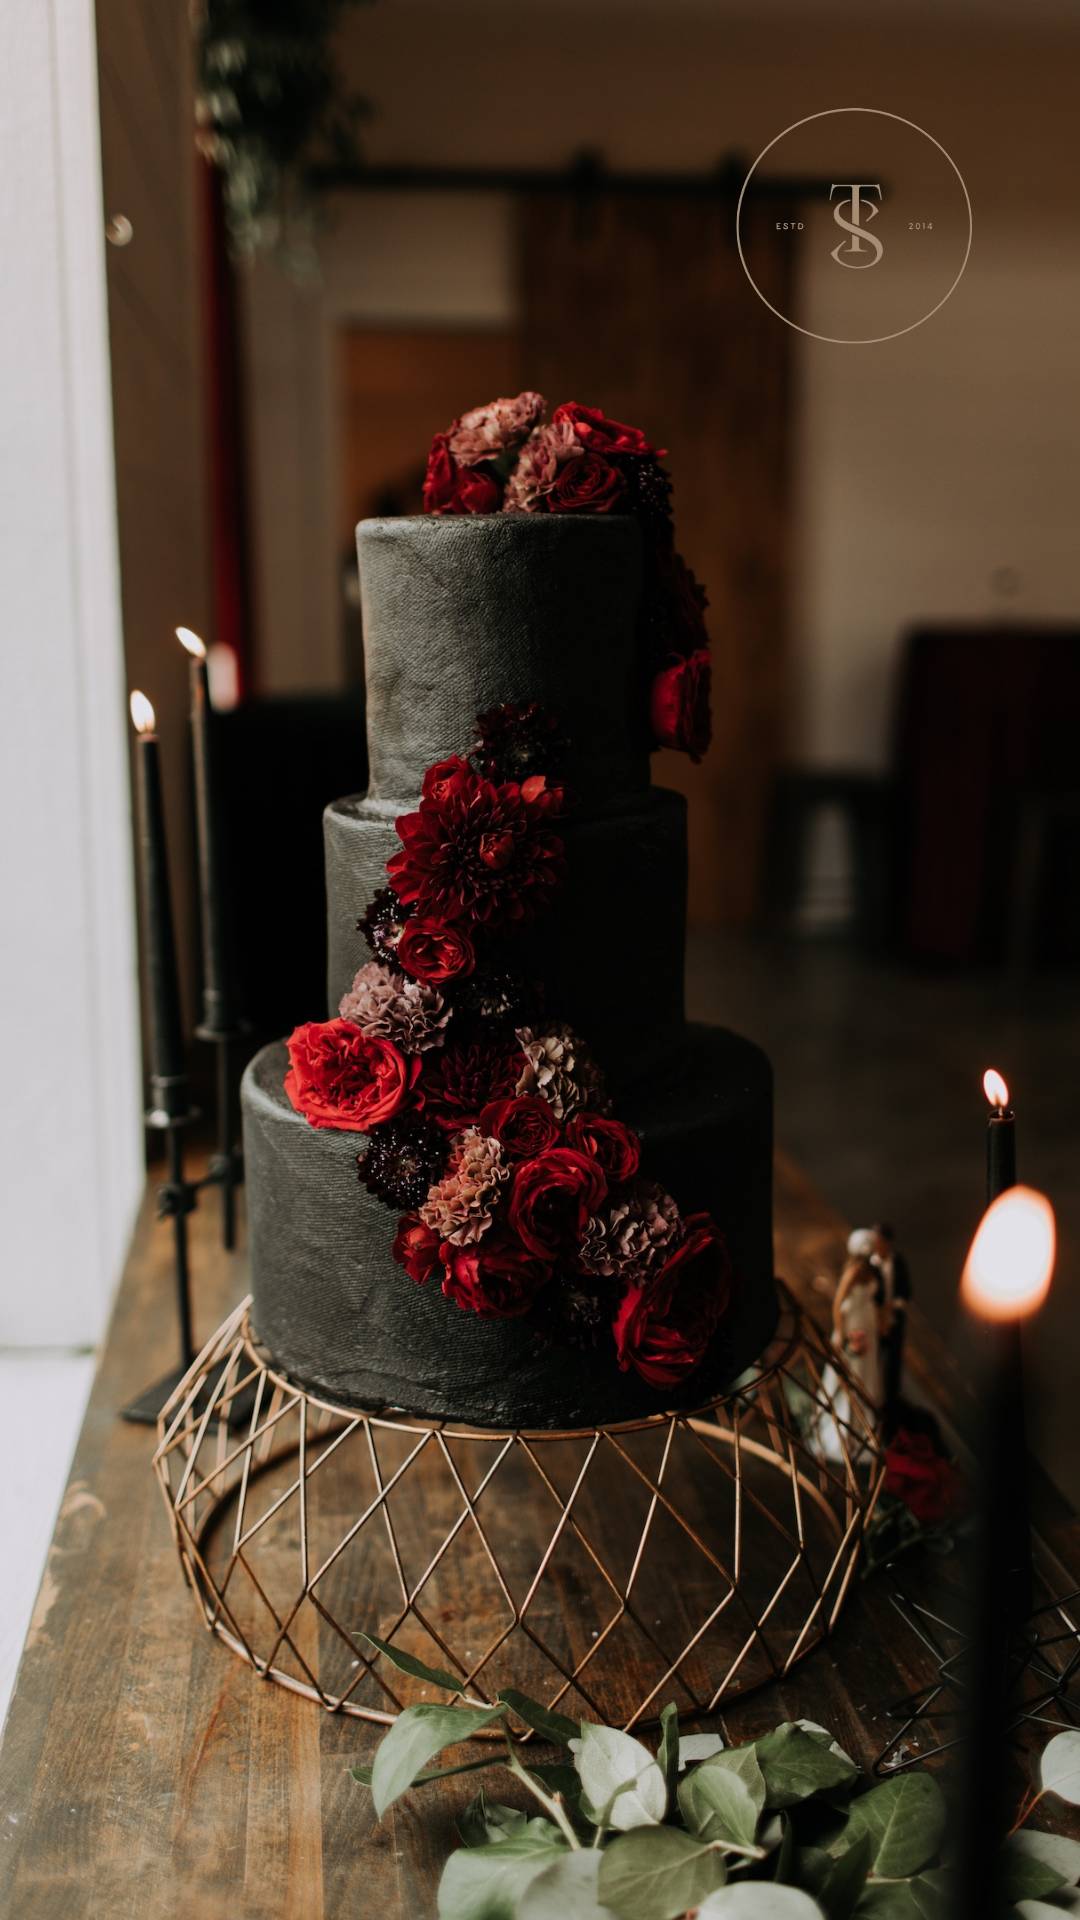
613 1215 731 1389
884 1430 963 1529
552 402 664 459
422 435 502 515
441 1232 551 1319
649 649 712 762
396 918 476 986
393 1214 441 1285
388 763 565 929
565 1111 641 1185
284 1019 417 1133
479 1095 561 1161
420 1034 524 1132
509 1148 608 1258
547 449 625 514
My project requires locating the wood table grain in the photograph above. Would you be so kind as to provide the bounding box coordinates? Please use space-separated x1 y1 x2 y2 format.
1 1154 1075 1919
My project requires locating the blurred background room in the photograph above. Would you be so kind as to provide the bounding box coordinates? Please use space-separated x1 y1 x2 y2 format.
3 0 1079 1709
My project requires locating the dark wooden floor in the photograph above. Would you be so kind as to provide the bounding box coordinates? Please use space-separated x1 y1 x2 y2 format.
2 1142 1078 1917
689 930 1080 1504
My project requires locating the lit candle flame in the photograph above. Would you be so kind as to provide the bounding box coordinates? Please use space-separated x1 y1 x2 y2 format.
983 1067 1010 1111
129 690 156 734
962 1185 1055 1322
176 626 207 660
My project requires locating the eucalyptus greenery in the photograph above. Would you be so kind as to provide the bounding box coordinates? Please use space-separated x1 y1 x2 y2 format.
194 0 372 258
351 1636 1080 1919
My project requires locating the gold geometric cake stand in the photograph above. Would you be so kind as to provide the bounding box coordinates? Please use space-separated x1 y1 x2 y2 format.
153 1283 884 1733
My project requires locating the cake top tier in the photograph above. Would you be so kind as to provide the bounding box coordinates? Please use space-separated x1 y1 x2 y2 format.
357 514 648 804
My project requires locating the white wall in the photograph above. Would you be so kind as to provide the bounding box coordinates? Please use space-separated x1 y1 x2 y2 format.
0 1 143 1344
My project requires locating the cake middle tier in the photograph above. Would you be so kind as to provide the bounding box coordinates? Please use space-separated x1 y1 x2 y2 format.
325 786 688 1087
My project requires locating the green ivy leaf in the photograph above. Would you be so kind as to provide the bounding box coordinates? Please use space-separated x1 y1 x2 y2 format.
518 1849 609 1920
999 1839 1069 1904
436 1837 569 1920
658 1704 681 1808
457 1794 557 1850
678 1763 761 1850
350 1753 495 1790
679 1733 726 1768
1009 1828 1080 1885
695 1888 825 1916
574 1724 668 1830
1041 1730 1080 1805
356 1630 471 1696
598 1826 728 1920
496 1689 579 1748
371 1702 508 1818
837 1772 945 1879
755 1725 861 1809
818 1829 872 1920
697 1748 768 1820
854 1873 951 1918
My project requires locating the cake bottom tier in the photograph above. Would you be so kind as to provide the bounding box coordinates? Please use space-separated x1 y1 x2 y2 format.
241 1026 777 1429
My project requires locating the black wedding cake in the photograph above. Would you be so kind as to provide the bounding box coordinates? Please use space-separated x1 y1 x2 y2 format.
241 402 777 1430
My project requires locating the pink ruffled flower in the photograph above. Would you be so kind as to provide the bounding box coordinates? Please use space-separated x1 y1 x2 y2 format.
447 391 546 466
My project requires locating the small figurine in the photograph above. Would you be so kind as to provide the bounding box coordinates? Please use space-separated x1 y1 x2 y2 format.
832 1229 884 1413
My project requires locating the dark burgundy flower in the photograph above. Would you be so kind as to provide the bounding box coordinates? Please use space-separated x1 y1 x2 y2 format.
471 702 567 784
455 966 543 1029
357 1114 448 1209
479 1094 561 1161
419 1032 524 1132
884 1430 964 1529
551 401 664 459
423 435 502 515
393 1214 442 1285
650 649 712 762
387 763 565 930
538 1275 613 1352
547 449 625 514
613 1214 731 1390
508 1148 608 1258
396 918 476 986
284 1019 419 1133
357 886 409 964
565 1111 641 1185
440 1231 552 1319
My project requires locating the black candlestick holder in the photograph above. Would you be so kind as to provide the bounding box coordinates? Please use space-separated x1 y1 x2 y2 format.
196 1018 247 1251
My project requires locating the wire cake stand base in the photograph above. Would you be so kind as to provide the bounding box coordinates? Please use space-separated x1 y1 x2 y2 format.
153 1283 884 1732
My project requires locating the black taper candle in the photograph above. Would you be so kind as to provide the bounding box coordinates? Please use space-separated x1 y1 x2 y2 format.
178 629 233 1035
130 693 188 1121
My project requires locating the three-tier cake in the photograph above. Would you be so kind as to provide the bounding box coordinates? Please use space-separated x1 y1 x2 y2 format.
241 408 776 1429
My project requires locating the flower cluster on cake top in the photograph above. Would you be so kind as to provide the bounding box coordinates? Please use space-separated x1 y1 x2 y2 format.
284 704 734 1390
422 394 712 764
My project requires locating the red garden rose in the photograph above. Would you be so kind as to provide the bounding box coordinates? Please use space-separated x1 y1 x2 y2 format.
419 1033 524 1132
388 762 565 929
884 1430 964 1529
393 1213 442 1285
613 1214 731 1389
552 402 663 459
422 435 502 515
649 649 712 762
441 1231 552 1319
547 449 625 514
396 917 476 986
479 1094 561 1161
565 1111 641 1185
284 1019 418 1133
508 1148 608 1258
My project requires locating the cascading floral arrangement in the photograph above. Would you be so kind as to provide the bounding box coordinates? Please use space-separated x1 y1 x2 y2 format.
284 701 734 1390
422 392 713 764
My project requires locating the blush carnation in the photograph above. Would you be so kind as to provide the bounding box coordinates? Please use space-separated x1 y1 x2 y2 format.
388 761 565 930
419 1127 508 1246
613 1214 732 1390
501 417 582 513
447 391 545 465
338 959 450 1054
577 1181 682 1284
284 1019 418 1133
514 1024 609 1121
508 1147 608 1259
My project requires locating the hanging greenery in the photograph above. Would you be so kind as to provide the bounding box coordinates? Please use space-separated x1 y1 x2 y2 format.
193 0 373 260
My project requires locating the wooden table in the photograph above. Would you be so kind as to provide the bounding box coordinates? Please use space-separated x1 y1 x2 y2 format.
1 1154 1076 1919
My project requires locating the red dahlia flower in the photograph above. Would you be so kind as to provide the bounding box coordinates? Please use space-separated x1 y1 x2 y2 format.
419 1033 525 1132
387 761 565 929
284 1019 418 1133
613 1214 731 1389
